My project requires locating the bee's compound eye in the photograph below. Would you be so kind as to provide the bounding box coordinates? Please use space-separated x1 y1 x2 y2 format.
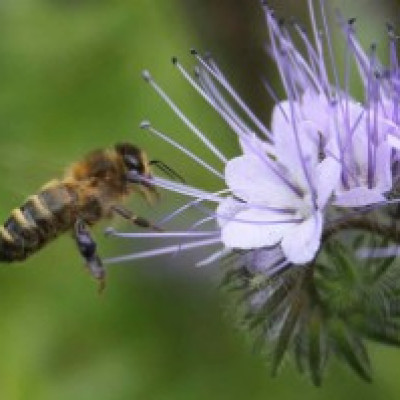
125 155 145 176
125 155 139 169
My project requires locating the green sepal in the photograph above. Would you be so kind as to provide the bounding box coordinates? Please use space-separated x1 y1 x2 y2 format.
329 318 372 382
271 296 303 376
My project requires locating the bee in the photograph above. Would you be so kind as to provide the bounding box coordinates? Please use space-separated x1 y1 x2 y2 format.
0 143 165 291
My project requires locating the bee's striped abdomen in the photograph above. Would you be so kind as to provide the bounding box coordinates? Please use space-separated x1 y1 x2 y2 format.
0 183 77 262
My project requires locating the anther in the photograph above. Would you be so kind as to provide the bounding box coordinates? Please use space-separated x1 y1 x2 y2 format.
104 227 116 236
140 120 151 129
142 70 152 82
348 17 356 25
386 23 398 40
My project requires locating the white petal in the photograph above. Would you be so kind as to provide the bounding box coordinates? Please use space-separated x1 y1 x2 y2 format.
220 208 296 249
271 100 292 139
239 131 273 156
301 91 330 134
271 101 320 187
280 213 322 264
315 157 342 208
334 187 386 207
224 155 297 206
216 197 245 229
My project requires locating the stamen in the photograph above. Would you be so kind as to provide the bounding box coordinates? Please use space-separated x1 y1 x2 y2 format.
105 228 219 239
292 22 326 92
104 237 222 264
173 58 240 127
195 248 231 267
172 57 264 147
280 24 324 94
285 61 318 206
196 66 263 140
319 0 341 96
169 216 217 258
157 189 231 226
366 45 378 189
142 70 227 163
144 175 225 202
265 10 291 96
357 245 400 259
140 121 224 179
305 0 330 93
194 203 304 226
191 49 271 139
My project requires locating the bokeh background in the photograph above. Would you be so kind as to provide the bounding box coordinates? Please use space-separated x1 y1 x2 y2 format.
0 0 400 398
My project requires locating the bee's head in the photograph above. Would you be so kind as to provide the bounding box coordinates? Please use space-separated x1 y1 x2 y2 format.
115 142 184 196
115 143 152 184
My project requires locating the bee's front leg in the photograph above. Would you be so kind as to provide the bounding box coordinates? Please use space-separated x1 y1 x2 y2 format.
73 218 106 293
110 205 163 231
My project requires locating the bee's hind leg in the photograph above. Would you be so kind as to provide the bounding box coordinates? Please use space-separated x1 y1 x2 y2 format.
111 205 163 231
73 218 106 293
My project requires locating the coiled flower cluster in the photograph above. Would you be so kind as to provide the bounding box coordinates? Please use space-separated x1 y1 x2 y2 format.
106 0 400 384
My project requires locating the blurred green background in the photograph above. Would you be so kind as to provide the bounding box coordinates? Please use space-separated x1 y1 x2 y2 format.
0 0 400 398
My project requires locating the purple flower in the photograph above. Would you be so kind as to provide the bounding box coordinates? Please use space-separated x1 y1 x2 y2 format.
106 1 399 277
105 0 400 384
217 99 341 263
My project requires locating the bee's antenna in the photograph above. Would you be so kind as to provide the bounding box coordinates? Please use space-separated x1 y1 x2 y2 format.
149 160 185 183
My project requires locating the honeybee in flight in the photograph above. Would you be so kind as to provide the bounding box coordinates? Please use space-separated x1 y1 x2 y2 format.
0 143 169 291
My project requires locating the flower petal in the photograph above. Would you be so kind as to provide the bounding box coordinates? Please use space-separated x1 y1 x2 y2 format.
224 155 297 206
315 157 341 208
271 100 320 187
239 131 273 156
219 207 296 249
301 90 331 134
216 196 244 229
280 213 322 264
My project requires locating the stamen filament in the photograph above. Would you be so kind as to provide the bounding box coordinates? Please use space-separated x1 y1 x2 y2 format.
142 70 228 163
104 237 221 264
140 121 224 179
191 50 271 139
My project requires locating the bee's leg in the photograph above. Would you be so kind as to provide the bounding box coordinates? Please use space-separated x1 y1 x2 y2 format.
73 219 106 293
110 205 163 231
